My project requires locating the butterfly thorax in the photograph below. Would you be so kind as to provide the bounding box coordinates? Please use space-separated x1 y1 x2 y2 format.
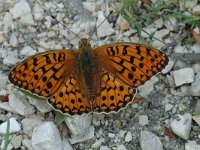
75 39 101 101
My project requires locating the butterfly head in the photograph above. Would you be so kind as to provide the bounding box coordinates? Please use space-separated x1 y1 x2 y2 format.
79 38 91 50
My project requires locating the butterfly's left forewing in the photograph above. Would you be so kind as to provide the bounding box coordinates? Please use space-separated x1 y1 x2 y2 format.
8 50 75 97
94 43 169 88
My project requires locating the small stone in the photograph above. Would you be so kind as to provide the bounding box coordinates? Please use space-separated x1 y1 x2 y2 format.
185 141 200 150
22 139 33 150
180 0 198 9
0 102 17 113
33 3 45 21
32 122 63 150
100 146 111 150
154 29 170 39
192 114 200 126
9 93 35 116
20 13 35 25
116 145 127 150
180 85 190 95
164 16 177 31
65 115 94 144
20 46 36 56
10 0 32 19
21 118 43 137
124 131 132 142
174 45 188 53
28 96 53 113
96 11 115 38
0 117 21 134
138 76 159 97
116 16 130 31
82 2 96 12
162 60 175 74
191 45 200 53
108 133 115 138
141 26 157 38
139 115 149 126
165 104 173 112
0 34 5 44
172 68 194 86
193 100 200 113
154 18 163 29
10 34 18 47
62 139 73 150
11 135 23 149
2 12 13 34
170 113 192 140
152 40 165 48
190 71 200 96
3 54 20 65
91 138 105 149
192 64 200 73
141 131 163 150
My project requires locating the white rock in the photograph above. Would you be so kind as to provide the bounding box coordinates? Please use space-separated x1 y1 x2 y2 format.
92 138 105 149
3 54 20 65
11 135 23 149
139 115 149 126
3 12 13 34
180 85 190 95
192 114 200 126
22 139 33 150
10 0 31 19
165 104 173 112
0 74 8 89
65 115 95 144
0 140 13 150
138 76 159 97
0 34 5 44
180 0 198 9
100 146 111 150
154 18 163 29
0 102 17 113
82 2 96 12
164 16 177 31
185 141 200 150
152 40 165 48
125 131 132 142
192 64 200 73
9 93 35 116
62 139 73 150
116 15 130 31
21 118 43 136
33 3 45 21
162 60 174 74
28 96 52 113
154 29 170 39
20 13 35 25
140 131 163 150
20 46 36 56
193 5 200 15
191 45 200 53
108 133 115 138
174 45 188 53
10 34 18 47
32 122 63 150
172 68 194 86
170 113 192 140
0 117 21 134
141 26 157 38
190 71 200 96
116 145 127 150
96 11 115 38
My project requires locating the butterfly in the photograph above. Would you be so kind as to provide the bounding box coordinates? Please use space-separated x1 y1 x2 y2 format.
8 38 169 116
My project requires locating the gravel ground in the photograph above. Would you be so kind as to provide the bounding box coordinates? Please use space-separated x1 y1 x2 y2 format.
0 0 200 150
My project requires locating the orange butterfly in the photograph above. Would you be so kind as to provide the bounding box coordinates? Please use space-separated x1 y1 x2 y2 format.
8 38 169 116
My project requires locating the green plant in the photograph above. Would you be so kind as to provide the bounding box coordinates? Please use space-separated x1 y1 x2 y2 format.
3 118 11 150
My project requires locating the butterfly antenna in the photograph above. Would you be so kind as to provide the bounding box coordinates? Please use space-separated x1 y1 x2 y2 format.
88 10 113 40
51 15 81 40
